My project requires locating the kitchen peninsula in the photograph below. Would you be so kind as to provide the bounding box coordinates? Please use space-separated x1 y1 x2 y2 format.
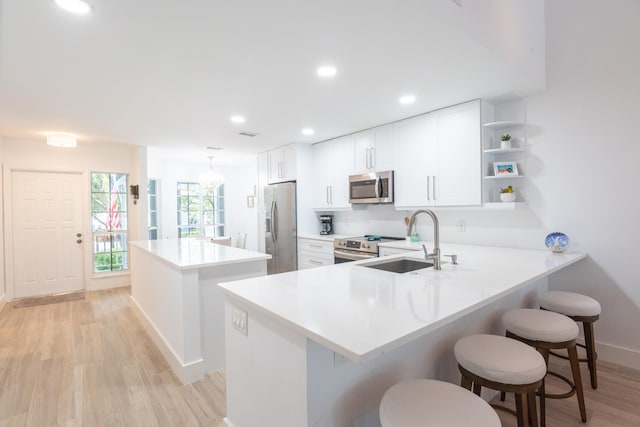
218 244 586 427
130 238 271 384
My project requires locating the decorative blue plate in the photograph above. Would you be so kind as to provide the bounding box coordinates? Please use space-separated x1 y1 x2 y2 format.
545 232 569 253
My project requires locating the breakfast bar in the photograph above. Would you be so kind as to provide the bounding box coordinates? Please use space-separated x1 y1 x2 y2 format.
218 244 586 427
130 238 271 384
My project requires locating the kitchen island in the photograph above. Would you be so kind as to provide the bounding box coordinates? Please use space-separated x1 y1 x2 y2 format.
130 238 270 384
218 243 586 427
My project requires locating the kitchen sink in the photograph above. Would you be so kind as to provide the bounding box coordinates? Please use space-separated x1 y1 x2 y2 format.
363 257 433 273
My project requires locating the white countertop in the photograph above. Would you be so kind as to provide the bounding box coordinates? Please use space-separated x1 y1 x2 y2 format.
131 239 271 270
218 244 586 362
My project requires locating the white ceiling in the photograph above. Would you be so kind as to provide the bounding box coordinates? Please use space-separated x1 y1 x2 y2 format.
0 0 543 164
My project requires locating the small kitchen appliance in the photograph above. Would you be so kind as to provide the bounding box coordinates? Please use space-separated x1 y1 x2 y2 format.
319 215 334 235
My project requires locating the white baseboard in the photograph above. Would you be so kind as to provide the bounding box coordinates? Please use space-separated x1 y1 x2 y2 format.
223 418 236 427
0 292 6 313
588 339 640 371
130 296 204 384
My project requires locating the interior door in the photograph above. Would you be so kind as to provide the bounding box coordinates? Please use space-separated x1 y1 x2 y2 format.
12 171 84 298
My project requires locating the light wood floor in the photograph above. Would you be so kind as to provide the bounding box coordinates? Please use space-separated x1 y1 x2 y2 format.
0 287 227 426
1 287 639 426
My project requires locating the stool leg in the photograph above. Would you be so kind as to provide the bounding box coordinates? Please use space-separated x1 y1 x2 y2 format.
473 383 482 396
583 320 598 389
500 391 506 402
568 345 587 422
515 392 528 427
539 348 550 427
527 391 538 427
461 374 473 391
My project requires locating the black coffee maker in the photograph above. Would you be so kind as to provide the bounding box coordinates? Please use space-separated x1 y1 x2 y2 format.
319 215 333 235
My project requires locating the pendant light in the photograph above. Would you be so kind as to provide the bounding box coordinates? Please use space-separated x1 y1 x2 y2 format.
199 156 224 191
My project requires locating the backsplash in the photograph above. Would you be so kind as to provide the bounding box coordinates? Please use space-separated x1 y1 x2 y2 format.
321 204 546 251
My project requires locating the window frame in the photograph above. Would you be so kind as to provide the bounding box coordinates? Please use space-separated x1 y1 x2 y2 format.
176 182 225 238
148 178 160 240
91 172 129 273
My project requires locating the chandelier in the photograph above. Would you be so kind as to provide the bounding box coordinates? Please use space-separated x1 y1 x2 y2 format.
199 156 224 191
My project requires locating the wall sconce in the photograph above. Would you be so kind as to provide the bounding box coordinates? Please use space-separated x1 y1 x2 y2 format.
130 184 139 204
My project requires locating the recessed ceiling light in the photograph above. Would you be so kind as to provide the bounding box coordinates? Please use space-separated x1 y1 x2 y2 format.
302 128 315 136
230 115 246 124
399 95 416 104
46 133 77 147
317 66 337 78
54 0 93 14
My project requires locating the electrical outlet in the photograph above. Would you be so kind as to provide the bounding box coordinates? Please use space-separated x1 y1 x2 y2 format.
232 306 248 335
457 220 466 232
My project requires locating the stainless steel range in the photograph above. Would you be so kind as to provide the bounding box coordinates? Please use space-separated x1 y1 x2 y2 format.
333 235 405 263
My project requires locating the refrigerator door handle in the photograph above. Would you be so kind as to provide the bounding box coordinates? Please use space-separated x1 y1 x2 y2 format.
270 201 276 243
273 201 279 242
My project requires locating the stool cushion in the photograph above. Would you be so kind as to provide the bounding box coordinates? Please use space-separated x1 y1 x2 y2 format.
539 291 601 317
379 379 500 427
503 308 579 343
454 334 546 385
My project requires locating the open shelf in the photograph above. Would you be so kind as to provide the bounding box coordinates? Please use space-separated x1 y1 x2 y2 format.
483 148 524 154
483 202 527 209
484 175 524 180
482 121 523 130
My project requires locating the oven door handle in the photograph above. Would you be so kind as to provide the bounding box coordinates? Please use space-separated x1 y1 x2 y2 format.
334 249 377 261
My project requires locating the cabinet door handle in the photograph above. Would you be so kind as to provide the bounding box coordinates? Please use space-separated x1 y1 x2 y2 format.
433 175 436 201
309 260 322 265
330 186 334 205
326 186 330 205
364 148 369 169
426 176 431 201
369 147 375 170
309 244 323 248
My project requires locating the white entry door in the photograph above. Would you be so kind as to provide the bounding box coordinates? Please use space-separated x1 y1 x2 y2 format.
12 171 84 298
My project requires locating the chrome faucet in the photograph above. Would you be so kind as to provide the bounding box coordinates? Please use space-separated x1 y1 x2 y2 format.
407 209 442 270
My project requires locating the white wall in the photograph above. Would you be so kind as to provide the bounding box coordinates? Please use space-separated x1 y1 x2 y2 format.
147 154 259 251
329 0 640 369
1 138 144 294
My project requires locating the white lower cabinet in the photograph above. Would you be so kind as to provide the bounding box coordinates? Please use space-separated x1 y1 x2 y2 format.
298 238 334 269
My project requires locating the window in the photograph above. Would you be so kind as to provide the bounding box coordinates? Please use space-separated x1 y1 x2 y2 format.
177 182 224 238
148 179 159 240
91 172 128 272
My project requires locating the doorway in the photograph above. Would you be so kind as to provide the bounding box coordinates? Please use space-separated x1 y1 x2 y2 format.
11 171 84 298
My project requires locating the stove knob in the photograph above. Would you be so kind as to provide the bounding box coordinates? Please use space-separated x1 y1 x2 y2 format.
363 243 369 249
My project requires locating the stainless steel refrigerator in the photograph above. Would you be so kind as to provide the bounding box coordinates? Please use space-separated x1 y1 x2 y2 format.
264 182 297 274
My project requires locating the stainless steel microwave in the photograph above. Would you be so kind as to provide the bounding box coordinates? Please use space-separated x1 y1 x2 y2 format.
349 171 394 204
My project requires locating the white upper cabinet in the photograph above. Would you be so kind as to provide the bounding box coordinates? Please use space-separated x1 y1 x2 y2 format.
394 100 481 208
312 135 354 210
393 114 437 207
268 144 297 184
353 124 395 173
431 100 482 206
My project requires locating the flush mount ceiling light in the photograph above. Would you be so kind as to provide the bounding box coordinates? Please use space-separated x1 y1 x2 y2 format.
46 133 77 147
317 66 337 78
302 128 315 136
230 115 246 124
199 156 224 191
399 94 416 105
54 0 93 14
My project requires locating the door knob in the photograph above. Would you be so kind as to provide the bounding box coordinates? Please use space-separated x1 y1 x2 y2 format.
76 239 83 244
76 233 82 238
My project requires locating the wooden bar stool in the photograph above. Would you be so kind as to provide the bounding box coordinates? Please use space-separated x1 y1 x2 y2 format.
503 308 587 426
454 334 546 427
379 379 501 427
539 291 601 389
